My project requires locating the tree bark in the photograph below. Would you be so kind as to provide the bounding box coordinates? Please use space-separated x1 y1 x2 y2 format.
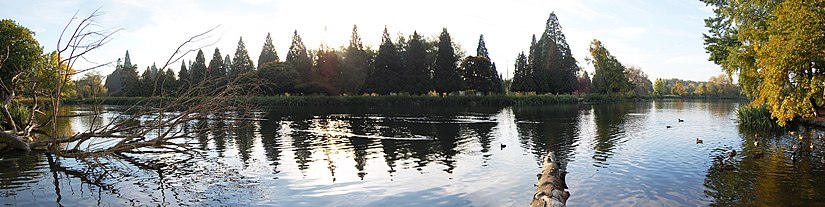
530 151 568 207
0 130 30 151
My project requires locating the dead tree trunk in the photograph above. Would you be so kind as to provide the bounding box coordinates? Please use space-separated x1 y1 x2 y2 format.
0 131 29 151
530 151 569 207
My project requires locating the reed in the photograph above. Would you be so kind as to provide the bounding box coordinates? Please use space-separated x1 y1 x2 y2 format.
736 104 779 128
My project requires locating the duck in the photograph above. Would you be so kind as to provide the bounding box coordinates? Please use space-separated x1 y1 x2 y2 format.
754 140 759 147
718 150 737 171
500 143 507 150
728 149 737 157
678 118 684 122
666 125 672 129
696 137 703 144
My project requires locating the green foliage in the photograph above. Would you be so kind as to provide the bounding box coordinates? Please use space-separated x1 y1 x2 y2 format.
231 37 255 81
0 19 43 86
402 31 431 94
75 72 107 98
339 25 370 95
286 30 312 85
257 61 297 95
361 27 401 95
190 49 207 85
534 13 578 94
736 105 779 129
589 39 629 97
702 0 824 126
462 56 503 94
432 28 463 94
1 101 29 129
510 52 535 92
309 46 341 95
257 33 279 67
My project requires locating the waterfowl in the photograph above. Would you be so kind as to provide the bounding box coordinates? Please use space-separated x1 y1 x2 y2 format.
752 151 764 159
500 143 507 149
666 125 672 129
718 150 737 171
678 119 684 122
728 150 737 157
754 140 759 147
696 137 703 144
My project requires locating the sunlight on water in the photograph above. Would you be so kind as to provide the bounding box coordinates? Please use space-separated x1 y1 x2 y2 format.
2 100 825 206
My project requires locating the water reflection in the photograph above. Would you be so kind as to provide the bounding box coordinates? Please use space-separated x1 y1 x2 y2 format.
5 101 825 206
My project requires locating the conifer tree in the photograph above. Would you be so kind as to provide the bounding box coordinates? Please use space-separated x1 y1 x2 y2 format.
341 25 369 95
362 26 401 94
510 52 534 92
432 28 463 95
121 51 141 96
286 30 312 87
403 31 430 94
190 49 208 85
258 33 280 67
232 37 255 80
224 54 233 80
178 61 190 91
476 34 489 59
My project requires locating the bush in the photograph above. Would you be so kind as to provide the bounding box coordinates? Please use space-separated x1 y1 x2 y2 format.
736 104 779 129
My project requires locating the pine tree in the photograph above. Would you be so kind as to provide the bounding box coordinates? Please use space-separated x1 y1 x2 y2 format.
121 51 140 96
476 34 489 59
432 28 463 95
258 33 280 68
224 54 233 80
104 58 124 95
232 37 255 80
190 49 208 85
178 61 190 91
403 31 430 94
362 26 401 94
341 25 370 95
510 52 534 92
286 30 312 88
207 48 224 80
528 35 547 93
537 13 578 94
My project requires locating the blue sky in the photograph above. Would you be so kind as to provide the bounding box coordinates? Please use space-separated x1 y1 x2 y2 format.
1 0 721 81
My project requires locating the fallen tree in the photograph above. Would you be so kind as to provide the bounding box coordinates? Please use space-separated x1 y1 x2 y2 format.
531 151 569 207
0 9 257 158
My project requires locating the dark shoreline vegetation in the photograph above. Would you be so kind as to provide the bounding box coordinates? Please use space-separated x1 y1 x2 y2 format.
57 94 747 107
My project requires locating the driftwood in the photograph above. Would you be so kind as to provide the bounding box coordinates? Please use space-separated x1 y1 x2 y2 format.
0 131 30 151
530 151 569 207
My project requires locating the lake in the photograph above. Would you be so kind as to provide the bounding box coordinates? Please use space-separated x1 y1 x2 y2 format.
2 100 825 206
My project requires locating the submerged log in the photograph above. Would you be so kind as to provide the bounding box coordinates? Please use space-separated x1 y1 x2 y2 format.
530 151 569 207
0 131 30 151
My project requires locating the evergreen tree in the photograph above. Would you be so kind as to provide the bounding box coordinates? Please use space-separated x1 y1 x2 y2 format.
286 30 312 88
258 33 280 68
120 51 140 96
528 35 547 93
461 56 502 94
104 58 124 95
341 25 370 95
362 27 401 94
403 31 430 94
534 13 577 94
207 48 224 81
163 68 177 95
139 66 153 96
178 61 190 91
258 61 297 95
232 36 255 80
312 45 341 95
190 49 208 85
432 28 463 95
476 34 489 59
224 54 233 80
510 52 535 92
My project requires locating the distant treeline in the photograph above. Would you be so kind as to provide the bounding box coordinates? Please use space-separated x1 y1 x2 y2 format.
101 12 738 99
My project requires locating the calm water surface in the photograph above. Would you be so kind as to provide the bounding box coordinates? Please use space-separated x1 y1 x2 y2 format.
2 100 825 206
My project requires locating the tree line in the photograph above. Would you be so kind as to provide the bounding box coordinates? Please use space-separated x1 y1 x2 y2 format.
104 25 507 97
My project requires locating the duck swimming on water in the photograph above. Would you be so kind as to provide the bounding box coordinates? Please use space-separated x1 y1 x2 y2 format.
696 137 703 144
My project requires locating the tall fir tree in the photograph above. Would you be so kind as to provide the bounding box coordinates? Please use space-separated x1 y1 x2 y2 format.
121 51 141 96
476 34 489 59
286 30 312 87
432 28 463 94
510 52 535 92
224 54 233 80
104 58 123 95
258 33 280 68
537 12 578 94
190 49 208 85
178 61 190 91
207 48 225 81
403 31 430 94
341 25 370 95
362 27 402 94
232 36 255 80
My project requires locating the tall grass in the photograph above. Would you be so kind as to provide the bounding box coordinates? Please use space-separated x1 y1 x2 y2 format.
736 104 779 129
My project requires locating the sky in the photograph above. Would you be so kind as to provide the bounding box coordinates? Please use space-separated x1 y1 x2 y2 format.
1 0 721 82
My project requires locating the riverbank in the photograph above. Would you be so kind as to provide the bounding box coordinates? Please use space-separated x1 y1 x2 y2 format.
57 94 746 107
